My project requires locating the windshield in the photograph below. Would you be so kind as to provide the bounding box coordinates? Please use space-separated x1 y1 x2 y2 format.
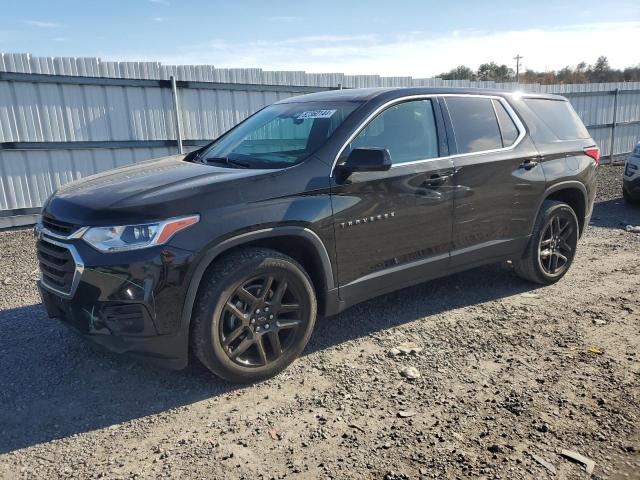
196 101 361 168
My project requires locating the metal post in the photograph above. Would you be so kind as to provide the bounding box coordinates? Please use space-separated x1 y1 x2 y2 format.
609 88 619 162
170 75 184 155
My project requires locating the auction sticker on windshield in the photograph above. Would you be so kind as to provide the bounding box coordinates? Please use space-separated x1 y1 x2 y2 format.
296 110 336 119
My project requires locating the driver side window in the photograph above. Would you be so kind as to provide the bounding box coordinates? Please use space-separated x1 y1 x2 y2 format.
350 99 439 164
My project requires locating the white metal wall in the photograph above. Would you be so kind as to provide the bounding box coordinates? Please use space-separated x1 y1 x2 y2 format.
1 52 639 227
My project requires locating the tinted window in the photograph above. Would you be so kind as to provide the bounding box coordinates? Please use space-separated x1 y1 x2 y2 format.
350 100 439 164
523 98 590 140
492 99 519 147
446 97 502 153
201 101 359 168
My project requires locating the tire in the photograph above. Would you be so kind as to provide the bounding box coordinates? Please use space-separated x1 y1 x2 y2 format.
514 200 579 285
623 187 639 205
190 247 317 383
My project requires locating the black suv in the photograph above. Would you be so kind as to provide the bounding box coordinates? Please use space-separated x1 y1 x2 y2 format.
36 88 598 382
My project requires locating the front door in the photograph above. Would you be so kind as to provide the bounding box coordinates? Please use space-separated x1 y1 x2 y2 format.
331 98 455 304
441 95 547 266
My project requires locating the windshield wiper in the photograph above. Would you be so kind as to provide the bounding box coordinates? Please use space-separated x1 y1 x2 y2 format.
203 156 251 169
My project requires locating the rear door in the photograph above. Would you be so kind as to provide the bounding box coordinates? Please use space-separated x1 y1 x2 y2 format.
441 95 546 266
331 98 455 304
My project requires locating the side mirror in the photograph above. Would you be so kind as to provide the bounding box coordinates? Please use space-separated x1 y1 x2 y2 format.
341 148 392 173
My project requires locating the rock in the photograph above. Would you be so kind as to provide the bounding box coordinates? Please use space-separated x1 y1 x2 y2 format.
488 444 503 454
400 366 421 379
397 410 417 418
520 292 540 299
536 423 550 433
384 471 409 480
396 344 423 355
560 449 596 474
390 344 423 356
2 277 10 285
625 225 640 233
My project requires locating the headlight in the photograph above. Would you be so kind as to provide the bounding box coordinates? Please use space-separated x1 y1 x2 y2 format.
82 215 199 252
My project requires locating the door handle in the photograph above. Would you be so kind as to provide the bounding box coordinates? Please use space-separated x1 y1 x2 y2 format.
425 174 446 186
520 157 541 170
423 173 452 187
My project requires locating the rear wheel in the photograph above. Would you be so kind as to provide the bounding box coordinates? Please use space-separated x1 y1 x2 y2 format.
514 200 579 285
623 187 639 205
191 248 317 383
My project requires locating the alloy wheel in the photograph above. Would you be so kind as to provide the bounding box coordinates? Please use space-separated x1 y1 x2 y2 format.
218 273 306 368
538 211 577 276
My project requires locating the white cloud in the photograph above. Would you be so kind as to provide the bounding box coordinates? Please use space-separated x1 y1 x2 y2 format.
152 17 168 22
53 37 67 42
148 0 169 4
24 20 62 28
108 21 640 78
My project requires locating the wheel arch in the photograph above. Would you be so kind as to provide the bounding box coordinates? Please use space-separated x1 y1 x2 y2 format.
533 181 588 235
180 227 335 334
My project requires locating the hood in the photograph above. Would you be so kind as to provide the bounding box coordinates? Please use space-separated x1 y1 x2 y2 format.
45 155 271 224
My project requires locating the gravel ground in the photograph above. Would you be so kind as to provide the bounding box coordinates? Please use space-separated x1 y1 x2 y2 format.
0 165 638 479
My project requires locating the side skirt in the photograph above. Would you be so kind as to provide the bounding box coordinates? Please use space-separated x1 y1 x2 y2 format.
330 236 530 315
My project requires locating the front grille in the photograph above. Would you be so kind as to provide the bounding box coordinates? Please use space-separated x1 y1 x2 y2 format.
42 214 79 237
37 238 76 294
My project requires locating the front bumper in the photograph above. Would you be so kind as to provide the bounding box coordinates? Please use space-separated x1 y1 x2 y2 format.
37 236 195 370
40 282 189 369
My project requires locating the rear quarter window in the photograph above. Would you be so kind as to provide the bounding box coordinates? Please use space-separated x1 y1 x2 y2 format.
523 98 590 140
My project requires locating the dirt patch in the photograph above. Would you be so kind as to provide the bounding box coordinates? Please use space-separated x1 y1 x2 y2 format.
0 165 638 479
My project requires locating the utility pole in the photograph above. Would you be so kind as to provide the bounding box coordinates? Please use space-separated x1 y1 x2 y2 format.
514 54 523 83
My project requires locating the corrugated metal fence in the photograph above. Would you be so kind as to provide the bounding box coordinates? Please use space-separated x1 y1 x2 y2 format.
1 52 639 227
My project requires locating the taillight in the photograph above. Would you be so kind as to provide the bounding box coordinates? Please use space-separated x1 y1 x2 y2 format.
584 146 600 166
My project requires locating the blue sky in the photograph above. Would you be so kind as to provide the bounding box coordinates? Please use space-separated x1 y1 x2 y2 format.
1 0 639 77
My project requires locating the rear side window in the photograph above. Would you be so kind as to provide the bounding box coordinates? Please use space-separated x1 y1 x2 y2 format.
492 99 519 147
523 98 590 140
445 97 502 153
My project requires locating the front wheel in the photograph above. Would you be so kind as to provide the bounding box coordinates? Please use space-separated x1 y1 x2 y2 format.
191 248 317 383
514 200 579 285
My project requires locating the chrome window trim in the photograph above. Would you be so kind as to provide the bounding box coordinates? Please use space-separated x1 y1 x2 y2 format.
331 93 526 175
490 98 504 146
38 235 85 299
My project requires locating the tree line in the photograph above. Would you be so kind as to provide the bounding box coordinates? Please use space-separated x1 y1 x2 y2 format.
438 56 640 84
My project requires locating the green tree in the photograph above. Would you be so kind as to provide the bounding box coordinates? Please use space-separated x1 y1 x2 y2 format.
438 57 636 85
439 65 477 81
476 62 514 82
623 65 640 82
590 56 611 82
